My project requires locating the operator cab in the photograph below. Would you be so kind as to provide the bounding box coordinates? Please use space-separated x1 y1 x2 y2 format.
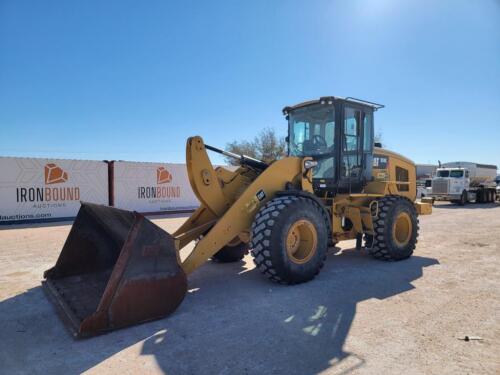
283 96 384 195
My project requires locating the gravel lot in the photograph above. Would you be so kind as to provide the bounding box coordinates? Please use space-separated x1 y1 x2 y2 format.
1 202 499 375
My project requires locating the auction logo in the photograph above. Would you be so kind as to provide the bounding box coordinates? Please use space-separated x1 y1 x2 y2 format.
16 163 80 202
45 163 69 184
137 166 180 199
157 167 172 184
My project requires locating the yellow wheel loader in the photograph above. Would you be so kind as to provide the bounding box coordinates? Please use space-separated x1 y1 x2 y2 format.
43 96 432 337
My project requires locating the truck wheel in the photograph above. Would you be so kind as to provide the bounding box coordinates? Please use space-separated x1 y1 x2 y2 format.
250 196 328 284
484 190 490 203
368 196 419 261
476 190 482 203
211 239 248 263
459 191 467 206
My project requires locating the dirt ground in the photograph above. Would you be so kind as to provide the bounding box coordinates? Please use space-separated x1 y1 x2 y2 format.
0 202 499 375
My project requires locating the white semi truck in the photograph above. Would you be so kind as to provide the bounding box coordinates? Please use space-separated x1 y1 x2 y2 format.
430 162 497 205
496 175 500 201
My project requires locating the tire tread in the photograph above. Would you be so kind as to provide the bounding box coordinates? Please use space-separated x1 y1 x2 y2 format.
250 196 328 284
367 195 419 261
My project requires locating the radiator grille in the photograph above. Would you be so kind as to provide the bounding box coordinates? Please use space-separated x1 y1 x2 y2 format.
432 179 449 194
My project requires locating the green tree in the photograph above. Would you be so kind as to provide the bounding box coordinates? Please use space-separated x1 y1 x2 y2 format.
225 127 286 165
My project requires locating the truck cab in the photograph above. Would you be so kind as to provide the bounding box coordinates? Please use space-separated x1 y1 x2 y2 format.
432 167 469 201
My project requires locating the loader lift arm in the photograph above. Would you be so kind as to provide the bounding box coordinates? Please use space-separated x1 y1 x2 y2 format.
204 144 268 171
174 136 304 274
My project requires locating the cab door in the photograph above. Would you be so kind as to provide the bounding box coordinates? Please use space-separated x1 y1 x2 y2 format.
338 104 373 193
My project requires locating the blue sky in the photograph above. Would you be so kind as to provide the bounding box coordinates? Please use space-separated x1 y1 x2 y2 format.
1 0 499 167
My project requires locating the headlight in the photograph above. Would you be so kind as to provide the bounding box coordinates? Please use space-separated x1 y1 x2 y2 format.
304 160 318 170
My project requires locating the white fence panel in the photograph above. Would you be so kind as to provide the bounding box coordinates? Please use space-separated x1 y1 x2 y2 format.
0 157 108 223
113 161 198 213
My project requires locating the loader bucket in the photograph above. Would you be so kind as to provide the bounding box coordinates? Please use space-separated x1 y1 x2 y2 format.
42 202 187 338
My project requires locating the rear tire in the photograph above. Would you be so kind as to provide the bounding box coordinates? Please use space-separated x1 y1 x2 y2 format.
250 196 328 284
368 196 419 261
211 241 248 263
476 190 482 203
484 190 490 203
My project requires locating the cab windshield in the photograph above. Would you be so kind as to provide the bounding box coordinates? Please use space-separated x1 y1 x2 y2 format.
450 170 464 178
436 170 449 177
288 104 336 179
437 170 463 178
288 104 335 157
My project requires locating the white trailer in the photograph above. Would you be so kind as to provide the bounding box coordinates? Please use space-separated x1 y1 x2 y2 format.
416 164 438 179
430 162 497 205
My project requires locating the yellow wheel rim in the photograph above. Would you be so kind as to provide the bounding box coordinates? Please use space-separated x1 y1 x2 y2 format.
286 219 318 264
392 212 412 246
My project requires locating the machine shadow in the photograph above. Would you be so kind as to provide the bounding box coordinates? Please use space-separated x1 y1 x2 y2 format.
141 249 439 375
0 284 155 374
0 249 438 375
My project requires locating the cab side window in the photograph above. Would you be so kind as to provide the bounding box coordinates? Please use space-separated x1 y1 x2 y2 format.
343 108 359 152
396 166 410 192
363 112 373 152
342 107 362 178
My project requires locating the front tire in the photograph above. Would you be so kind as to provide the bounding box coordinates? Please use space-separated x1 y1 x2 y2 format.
250 196 328 284
368 196 419 261
459 191 467 206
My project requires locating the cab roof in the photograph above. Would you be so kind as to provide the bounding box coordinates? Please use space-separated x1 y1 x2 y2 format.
283 96 385 115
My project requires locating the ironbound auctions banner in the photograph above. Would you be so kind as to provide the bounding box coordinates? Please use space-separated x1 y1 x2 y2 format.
113 161 199 212
0 157 108 223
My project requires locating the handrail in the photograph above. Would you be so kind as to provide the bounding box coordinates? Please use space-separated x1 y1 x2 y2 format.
345 97 385 110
